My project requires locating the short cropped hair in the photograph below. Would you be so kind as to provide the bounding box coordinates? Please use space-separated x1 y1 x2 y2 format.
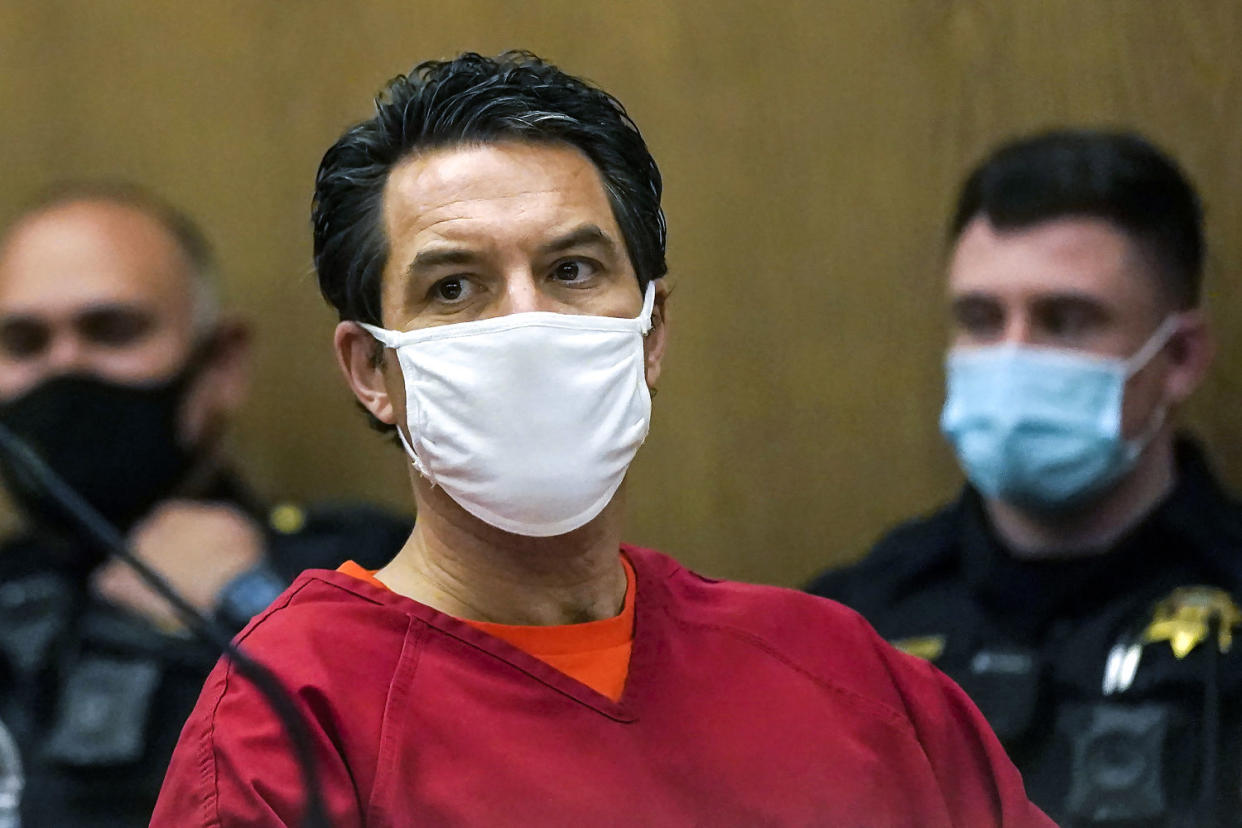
5 181 220 328
949 129 1204 309
312 50 667 324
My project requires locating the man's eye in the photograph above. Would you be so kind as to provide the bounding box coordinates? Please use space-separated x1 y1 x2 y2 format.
551 260 597 283
1038 303 1105 341
79 311 151 347
952 304 1003 338
431 277 468 303
1047 309 1090 337
0 321 50 359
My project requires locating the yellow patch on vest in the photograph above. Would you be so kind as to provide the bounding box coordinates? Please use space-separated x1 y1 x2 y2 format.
890 635 946 662
1142 586 1242 659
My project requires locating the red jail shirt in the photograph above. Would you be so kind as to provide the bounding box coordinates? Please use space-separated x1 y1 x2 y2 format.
152 545 1053 827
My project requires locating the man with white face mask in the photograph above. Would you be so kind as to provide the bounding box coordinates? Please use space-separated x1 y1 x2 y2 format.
810 129 1242 827
155 51 1051 827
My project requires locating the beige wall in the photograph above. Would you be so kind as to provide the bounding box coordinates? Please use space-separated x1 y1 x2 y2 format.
2 1 1240 585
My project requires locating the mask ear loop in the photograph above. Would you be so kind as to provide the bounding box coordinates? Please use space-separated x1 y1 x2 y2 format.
637 281 657 336
1121 315 1183 460
1124 315 1182 377
355 321 437 485
393 423 435 484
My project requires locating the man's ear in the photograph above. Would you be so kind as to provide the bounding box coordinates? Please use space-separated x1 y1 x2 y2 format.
644 278 670 392
1164 309 1215 403
334 321 399 425
179 315 251 444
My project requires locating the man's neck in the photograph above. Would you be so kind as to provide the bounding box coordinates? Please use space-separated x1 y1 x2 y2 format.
377 483 628 626
986 435 1177 560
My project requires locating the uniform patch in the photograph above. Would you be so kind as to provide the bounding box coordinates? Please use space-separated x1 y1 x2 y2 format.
1141 586 1242 659
890 635 945 661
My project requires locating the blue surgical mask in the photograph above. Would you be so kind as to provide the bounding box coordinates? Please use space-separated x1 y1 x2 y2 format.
939 317 1180 512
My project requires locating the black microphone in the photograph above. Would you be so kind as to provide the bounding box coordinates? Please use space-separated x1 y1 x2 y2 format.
0 422 329 828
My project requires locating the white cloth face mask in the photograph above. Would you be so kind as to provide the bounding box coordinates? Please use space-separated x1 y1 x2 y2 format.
360 282 656 537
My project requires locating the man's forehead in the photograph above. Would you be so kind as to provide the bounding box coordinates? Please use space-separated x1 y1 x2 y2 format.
947 215 1157 301
0 201 197 317
382 142 614 238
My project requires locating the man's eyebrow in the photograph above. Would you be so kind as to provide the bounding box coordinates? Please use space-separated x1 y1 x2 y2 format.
402 226 619 281
538 225 618 258
0 302 149 327
1030 293 1112 316
73 301 152 318
407 247 479 276
949 292 1000 311
1030 291 1107 307
0 311 40 327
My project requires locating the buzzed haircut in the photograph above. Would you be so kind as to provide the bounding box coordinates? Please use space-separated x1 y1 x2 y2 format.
5 181 220 328
312 50 666 325
949 129 1204 309
10 181 218 285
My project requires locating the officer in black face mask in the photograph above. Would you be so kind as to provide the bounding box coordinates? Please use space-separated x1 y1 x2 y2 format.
0 183 409 827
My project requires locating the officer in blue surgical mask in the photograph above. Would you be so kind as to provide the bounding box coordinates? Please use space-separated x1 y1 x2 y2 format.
810 129 1242 827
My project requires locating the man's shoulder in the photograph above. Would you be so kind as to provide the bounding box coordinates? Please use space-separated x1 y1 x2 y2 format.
1168 438 1242 584
628 544 874 641
156 571 412 826
654 555 863 629
226 570 414 686
805 498 965 604
627 545 926 709
240 569 411 637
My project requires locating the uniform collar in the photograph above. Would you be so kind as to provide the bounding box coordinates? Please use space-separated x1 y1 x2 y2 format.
960 435 1242 640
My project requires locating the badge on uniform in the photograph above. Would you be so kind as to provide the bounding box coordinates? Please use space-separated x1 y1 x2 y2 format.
889 635 946 662
1142 586 1241 658
1104 585 1242 695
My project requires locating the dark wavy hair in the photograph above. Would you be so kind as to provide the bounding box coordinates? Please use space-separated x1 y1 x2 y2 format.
950 129 1204 309
312 50 666 324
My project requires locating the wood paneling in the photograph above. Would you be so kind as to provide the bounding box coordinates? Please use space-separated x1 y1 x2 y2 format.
2 1 1239 584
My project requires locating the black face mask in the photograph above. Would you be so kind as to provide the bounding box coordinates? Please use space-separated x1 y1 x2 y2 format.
0 367 200 539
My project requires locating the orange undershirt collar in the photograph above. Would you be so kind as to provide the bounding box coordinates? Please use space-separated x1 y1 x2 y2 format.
336 555 635 702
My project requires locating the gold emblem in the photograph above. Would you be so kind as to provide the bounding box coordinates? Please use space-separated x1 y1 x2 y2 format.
268 502 307 535
891 635 946 662
1141 586 1242 659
